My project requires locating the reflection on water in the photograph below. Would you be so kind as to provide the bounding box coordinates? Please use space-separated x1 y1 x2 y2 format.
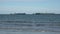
0 14 60 32
0 21 60 32
0 31 60 34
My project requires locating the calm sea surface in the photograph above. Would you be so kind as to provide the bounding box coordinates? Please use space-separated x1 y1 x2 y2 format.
0 14 60 34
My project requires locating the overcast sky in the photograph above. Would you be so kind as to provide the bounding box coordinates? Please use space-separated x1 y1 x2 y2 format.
0 0 60 14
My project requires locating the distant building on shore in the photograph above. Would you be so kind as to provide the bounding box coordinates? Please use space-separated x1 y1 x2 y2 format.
34 13 55 15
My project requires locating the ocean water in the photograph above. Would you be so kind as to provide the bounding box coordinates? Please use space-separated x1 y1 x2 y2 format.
0 14 60 34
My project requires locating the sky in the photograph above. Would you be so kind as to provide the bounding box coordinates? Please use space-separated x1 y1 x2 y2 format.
0 0 60 14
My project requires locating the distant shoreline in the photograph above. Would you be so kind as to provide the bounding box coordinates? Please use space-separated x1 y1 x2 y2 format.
0 13 60 15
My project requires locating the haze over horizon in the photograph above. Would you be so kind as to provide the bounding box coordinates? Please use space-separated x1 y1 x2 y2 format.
0 0 60 14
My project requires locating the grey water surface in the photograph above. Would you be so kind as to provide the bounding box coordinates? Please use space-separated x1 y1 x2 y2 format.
0 14 60 34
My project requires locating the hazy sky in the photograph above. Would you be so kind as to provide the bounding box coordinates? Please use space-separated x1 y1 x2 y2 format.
0 0 60 14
